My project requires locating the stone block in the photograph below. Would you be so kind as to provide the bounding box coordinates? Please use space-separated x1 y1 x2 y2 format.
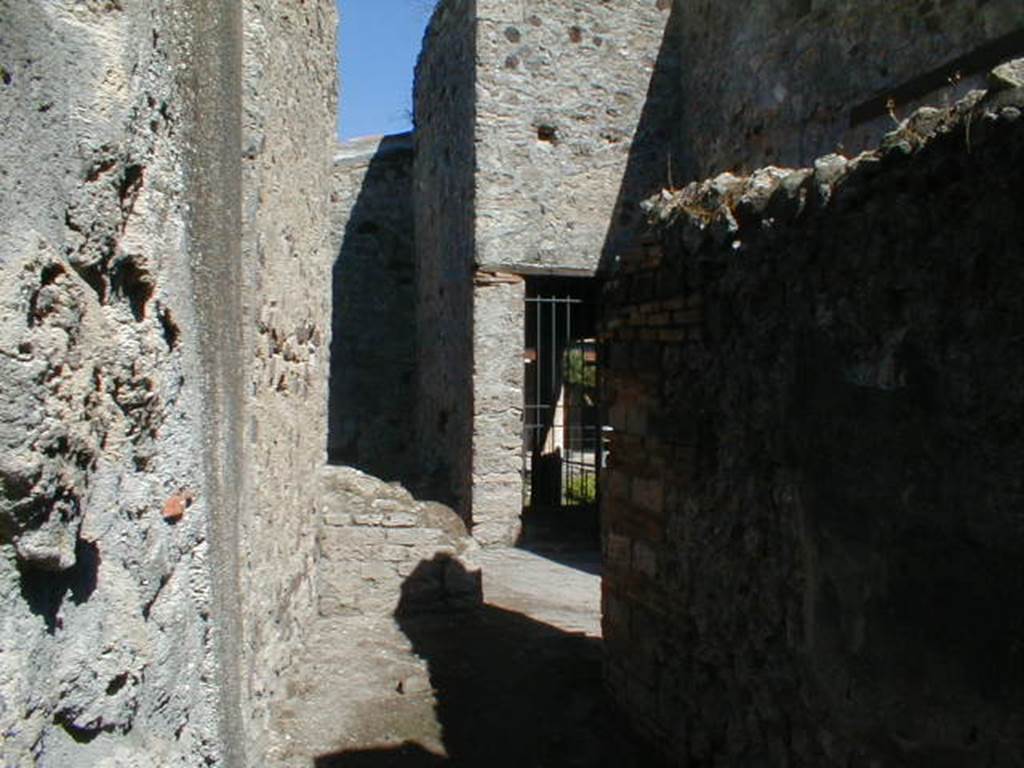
386 527 445 547
631 477 664 516
633 541 658 579
352 512 385 527
382 512 419 528
360 561 398 583
606 533 632 568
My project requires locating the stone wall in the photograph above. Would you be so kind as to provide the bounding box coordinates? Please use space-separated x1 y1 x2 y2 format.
239 0 338 760
318 467 481 618
601 80 1024 765
674 0 1024 179
474 0 678 273
328 134 416 484
415 0 679 543
0 2 233 764
414 0 478 519
471 273 525 545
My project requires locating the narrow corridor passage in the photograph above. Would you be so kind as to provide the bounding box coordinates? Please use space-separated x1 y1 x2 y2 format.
268 544 662 767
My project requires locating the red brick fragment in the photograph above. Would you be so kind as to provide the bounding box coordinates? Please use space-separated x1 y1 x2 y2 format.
162 490 195 522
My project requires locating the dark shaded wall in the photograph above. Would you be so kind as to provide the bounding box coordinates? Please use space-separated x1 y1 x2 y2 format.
329 134 416 483
674 0 1024 178
601 88 1024 765
413 0 478 517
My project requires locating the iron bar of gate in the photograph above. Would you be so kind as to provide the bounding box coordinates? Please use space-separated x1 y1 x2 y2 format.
523 294 596 509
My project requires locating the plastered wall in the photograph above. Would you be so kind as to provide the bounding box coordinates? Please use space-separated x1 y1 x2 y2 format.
0 2 338 765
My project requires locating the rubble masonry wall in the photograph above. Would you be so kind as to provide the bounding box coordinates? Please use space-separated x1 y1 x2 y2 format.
414 0 478 520
328 134 416 484
238 0 339 760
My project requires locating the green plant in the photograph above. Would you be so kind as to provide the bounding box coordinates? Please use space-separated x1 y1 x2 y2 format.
564 347 597 388
565 474 596 505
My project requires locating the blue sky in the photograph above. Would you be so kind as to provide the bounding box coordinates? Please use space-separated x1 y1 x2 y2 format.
337 1 434 140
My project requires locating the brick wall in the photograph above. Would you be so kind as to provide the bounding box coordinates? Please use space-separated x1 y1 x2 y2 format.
601 78 1024 765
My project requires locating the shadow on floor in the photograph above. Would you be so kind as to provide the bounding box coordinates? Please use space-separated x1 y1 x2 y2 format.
314 556 664 768
516 503 602 576
315 742 444 768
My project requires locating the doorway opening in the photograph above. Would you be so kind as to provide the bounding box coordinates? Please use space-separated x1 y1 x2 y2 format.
522 276 602 544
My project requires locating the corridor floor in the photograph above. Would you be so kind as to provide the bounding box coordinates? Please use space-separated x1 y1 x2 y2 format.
267 544 663 767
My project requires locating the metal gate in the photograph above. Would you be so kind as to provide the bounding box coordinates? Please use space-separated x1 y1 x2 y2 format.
523 282 601 512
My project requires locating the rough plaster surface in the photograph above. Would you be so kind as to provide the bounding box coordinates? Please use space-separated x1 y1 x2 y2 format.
239 0 338 760
328 134 416 483
0 2 227 764
602 85 1024 765
675 0 1024 179
1 1 337 765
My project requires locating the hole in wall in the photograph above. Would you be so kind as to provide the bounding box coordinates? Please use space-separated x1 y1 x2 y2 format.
537 124 559 144
85 157 117 183
54 712 106 744
158 305 180 349
27 264 67 327
569 26 583 43
17 538 100 635
105 673 129 696
110 259 153 321
71 261 109 304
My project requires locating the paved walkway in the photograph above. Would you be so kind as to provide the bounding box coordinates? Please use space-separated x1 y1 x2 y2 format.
268 546 660 767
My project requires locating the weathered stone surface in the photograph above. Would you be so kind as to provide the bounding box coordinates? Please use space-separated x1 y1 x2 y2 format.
0 2 232 764
602 87 1024 765
472 276 525 545
234 1 339 761
989 58 1024 92
474 0 678 272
